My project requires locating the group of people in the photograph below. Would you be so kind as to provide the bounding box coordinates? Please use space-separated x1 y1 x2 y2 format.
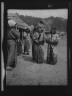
30 25 59 64
17 28 30 55
6 19 60 70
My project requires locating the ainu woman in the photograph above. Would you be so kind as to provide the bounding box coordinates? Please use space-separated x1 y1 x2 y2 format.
17 28 23 55
7 20 20 70
46 27 59 64
31 26 45 63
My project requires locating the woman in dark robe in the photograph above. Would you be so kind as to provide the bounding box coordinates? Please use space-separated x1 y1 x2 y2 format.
18 28 23 54
31 27 45 63
30 26 36 60
7 20 20 70
46 27 59 64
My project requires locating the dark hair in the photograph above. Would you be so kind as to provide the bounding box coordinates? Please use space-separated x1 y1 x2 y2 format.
51 27 56 31
33 24 38 31
51 27 56 34
26 28 30 33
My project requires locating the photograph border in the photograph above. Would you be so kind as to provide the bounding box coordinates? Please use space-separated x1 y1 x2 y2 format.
1 0 72 95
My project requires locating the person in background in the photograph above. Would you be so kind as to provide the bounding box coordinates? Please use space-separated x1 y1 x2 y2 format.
23 28 30 55
18 28 23 55
6 20 20 70
46 27 59 64
30 25 35 60
17 37 22 55
22 29 25 54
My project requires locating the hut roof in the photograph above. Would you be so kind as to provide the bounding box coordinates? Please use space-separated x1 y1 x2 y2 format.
8 13 29 29
16 22 29 29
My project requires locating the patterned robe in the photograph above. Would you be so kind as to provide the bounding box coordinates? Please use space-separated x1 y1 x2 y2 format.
30 31 45 63
17 39 22 55
30 31 35 59
46 33 59 64
7 28 20 67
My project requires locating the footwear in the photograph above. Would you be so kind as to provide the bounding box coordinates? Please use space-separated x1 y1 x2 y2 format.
17 53 20 55
53 62 57 65
10 64 16 68
32 58 34 60
27 53 29 55
6 66 14 71
22 52 25 54
24 52 27 54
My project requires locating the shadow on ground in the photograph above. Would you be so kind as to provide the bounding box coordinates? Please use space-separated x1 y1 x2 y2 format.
22 55 34 62
22 54 51 65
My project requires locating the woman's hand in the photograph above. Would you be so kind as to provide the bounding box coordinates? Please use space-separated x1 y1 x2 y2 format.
46 38 51 43
35 39 39 43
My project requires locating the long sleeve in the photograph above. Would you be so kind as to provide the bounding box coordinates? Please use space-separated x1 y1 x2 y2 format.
8 28 20 40
46 33 59 46
30 31 34 40
52 34 59 45
34 33 45 45
45 34 51 44
11 29 20 39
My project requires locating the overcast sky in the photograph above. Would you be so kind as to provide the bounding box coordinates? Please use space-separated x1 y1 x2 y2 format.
8 9 68 19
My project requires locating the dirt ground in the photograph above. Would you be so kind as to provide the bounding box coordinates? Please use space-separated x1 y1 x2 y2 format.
6 36 67 85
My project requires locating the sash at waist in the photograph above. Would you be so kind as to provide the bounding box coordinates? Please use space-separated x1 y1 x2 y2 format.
8 37 17 41
33 40 44 45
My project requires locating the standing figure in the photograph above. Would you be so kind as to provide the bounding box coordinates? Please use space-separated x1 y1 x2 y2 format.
23 28 30 55
31 26 45 63
30 29 35 60
46 27 59 64
7 20 20 70
18 28 23 54
17 38 22 55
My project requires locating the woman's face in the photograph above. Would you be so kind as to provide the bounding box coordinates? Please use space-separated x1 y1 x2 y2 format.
31 25 34 31
51 29 56 34
34 32 39 39
18 38 20 41
38 27 42 32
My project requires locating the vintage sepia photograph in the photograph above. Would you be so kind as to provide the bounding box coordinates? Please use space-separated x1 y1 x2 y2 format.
5 8 68 86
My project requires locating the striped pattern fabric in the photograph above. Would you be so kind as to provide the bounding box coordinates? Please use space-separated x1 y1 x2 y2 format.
8 28 20 40
31 32 45 63
7 40 17 66
46 34 59 64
